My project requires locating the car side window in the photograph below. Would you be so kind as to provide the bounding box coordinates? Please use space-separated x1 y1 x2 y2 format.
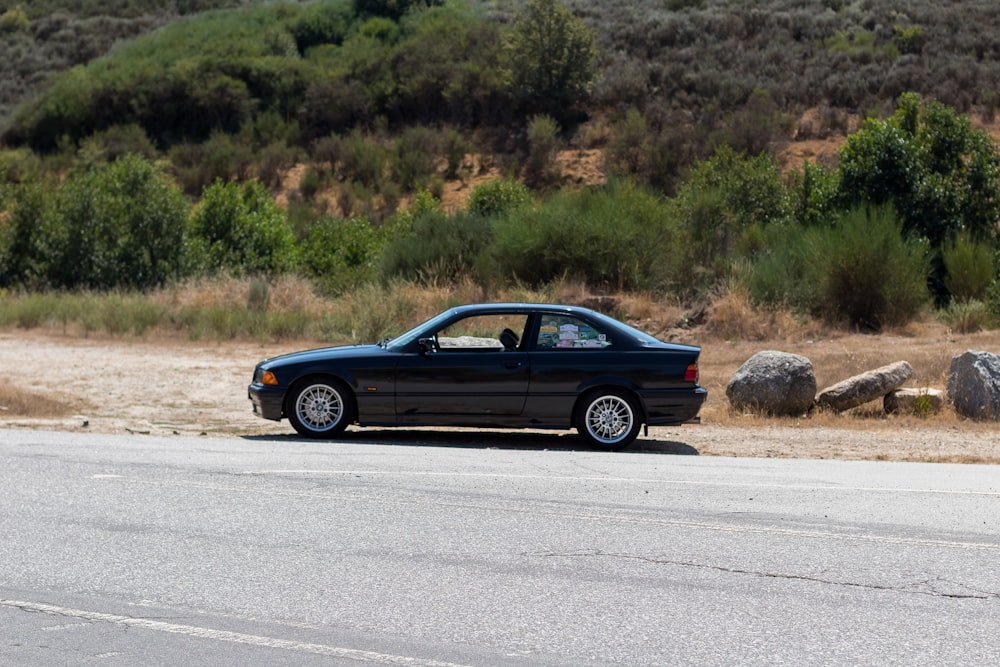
535 316 612 350
436 314 528 352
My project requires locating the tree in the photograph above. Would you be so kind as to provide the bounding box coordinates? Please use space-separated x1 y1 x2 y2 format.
503 0 597 121
188 180 297 276
838 93 1000 248
0 182 54 288
673 145 791 280
51 155 189 289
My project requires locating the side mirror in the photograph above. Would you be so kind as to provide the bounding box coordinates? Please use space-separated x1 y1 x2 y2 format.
418 337 436 356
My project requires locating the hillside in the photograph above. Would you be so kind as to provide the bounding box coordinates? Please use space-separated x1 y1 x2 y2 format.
3 0 1000 337
5 0 1000 150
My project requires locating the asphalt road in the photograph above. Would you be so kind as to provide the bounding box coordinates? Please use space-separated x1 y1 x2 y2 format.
2 427 999 666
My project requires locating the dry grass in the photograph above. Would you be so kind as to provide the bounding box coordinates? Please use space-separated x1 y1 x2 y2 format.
151 275 333 314
5 278 1000 441
697 311 1000 434
0 385 82 418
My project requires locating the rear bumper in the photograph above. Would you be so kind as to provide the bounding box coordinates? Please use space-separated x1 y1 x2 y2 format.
248 383 285 421
641 387 708 426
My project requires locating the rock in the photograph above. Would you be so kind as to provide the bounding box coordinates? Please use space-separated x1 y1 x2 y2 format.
884 388 944 415
726 351 816 416
815 361 913 412
947 350 1000 420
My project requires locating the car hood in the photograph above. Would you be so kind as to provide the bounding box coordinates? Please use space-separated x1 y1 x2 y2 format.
259 343 385 368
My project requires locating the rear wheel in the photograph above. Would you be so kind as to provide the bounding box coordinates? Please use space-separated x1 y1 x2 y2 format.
287 377 353 438
576 389 641 450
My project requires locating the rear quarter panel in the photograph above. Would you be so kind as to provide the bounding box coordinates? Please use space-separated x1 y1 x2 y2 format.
523 348 699 424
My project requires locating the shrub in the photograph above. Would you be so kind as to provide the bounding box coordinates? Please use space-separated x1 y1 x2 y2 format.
392 125 440 192
336 129 388 191
791 161 839 227
300 215 383 294
50 155 189 290
168 133 253 196
467 178 531 218
523 113 560 190
711 88 786 156
605 109 649 177
942 232 996 302
814 205 930 330
75 124 158 168
0 182 55 288
298 166 323 201
747 223 822 312
488 180 678 291
941 299 993 334
0 6 29 33
380 208 493 283
672 145 791 288
256 140 302 188
187 179 297 276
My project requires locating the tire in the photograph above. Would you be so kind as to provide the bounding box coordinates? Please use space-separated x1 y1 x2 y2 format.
576 389 641 450
287 377 353 439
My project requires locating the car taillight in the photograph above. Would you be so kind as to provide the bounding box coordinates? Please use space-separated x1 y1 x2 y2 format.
684 363 699 383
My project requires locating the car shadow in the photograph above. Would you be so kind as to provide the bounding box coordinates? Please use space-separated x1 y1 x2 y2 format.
242 429 699 455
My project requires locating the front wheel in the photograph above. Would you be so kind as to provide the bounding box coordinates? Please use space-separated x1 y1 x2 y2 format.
287 378 353 438
575 389 642 450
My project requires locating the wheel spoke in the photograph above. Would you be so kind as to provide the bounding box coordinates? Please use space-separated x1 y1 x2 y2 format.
297 385 342 431
586 396 633 444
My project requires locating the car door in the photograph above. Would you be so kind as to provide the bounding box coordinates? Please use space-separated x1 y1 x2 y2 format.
522 313 621 421
393 313 530 422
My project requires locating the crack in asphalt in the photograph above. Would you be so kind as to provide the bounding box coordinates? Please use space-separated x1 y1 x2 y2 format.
533 549 1000 600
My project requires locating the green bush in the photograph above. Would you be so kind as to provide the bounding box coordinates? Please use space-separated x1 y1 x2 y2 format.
749 206 930 330
336 129 388 190
187 179 297 276
300 216 383 293
523 114 560 190
747 223 822 312
815 206 930 330
0 182 55 288
488 180 678 291
940 299 994 334
672 146 791 288
0 6 29 33
380 208 493 283
168 133 253 196
49 155 189 290
467 178 531 218
791 161 839 227
392 125 440 192
942 232 996 302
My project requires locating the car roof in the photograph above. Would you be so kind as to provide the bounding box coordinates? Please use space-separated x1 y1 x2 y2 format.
447 303 598 316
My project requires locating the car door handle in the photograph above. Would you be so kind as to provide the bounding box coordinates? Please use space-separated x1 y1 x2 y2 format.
504 362 523 369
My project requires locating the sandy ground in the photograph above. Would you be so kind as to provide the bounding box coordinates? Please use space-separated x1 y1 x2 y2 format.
1 330 998 463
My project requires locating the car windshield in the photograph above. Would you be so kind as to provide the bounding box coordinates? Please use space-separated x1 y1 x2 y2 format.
384 309 459 350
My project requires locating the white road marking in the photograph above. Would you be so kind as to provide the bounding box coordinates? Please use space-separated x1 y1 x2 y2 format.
1 599 471 666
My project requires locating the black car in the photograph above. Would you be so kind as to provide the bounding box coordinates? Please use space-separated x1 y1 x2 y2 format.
248 303 706 449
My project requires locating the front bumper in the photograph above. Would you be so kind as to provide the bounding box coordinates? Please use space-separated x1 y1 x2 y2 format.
248 383 285 421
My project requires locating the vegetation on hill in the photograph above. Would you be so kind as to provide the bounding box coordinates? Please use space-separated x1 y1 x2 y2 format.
2 0 1000 336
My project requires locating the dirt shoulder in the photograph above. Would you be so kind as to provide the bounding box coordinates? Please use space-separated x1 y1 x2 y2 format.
2 331 998 464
